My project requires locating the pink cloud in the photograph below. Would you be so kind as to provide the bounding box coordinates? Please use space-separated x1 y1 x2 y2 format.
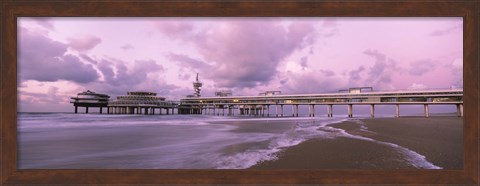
120 44 134 50
181 20 317 88
67 35 102 52
153 21 194 39
33 17 55 30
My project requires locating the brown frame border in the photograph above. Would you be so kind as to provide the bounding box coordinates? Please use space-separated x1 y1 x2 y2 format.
1 0 478 185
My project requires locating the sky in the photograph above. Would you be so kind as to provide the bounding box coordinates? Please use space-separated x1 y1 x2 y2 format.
17 17 463 112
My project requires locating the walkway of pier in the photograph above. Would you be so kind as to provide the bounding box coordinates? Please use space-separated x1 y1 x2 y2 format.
178 89 463 118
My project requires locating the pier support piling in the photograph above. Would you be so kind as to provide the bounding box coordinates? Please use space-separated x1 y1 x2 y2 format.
281 105 284 117
395 104 400 118
262 105 265 117
312 105 315 117
267 105 270 117
456 104 464 117
370 104 375 118
292 105 295 117
424 104 429 118
327 104 333 117
275 105 278 117
347 104 353 118
295 105 299 117
308 105 311 117
460 104 463 117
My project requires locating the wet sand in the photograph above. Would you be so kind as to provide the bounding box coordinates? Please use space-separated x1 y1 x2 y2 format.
250 117 463 169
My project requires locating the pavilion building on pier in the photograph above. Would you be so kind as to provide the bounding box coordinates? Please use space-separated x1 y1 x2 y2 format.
70 90 110 114
107 91 178 115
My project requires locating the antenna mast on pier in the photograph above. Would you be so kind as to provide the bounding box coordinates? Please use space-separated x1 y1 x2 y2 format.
193 73 202 97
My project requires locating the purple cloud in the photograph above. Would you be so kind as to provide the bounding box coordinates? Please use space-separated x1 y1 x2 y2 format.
167 53 211 71
319 69 335 77
322 18 337 27
446 58 463 88
94 58 166 95
178 73 191 81
67 35 102 52
283 70 343 94
165 20 317 88
430 24 462 36
79 54 97 64
363 49 400 89
299 56 308 70
349 66 365 83
120 44 134 50
153 21 194 39
279 78 288 85
409 59 436 76
19 86 64 105
29 17 55 30
18 27 100 84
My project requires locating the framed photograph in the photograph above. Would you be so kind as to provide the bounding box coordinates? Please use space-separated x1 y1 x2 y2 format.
1 1 478 185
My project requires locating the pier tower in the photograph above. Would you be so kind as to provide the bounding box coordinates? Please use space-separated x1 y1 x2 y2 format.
193 73 202 97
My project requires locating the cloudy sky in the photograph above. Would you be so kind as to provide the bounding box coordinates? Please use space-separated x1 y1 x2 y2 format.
18 17 463 112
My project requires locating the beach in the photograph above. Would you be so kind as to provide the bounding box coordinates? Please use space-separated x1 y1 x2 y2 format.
251 116 463 169
18 113 463 169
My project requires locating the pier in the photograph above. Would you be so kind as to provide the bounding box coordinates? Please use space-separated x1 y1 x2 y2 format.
178 88 463 118
71 74 463 118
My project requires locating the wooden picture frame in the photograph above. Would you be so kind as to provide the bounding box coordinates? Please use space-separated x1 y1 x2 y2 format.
1 0 478 185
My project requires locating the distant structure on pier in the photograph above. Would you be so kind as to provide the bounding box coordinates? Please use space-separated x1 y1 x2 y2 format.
338 87 373 93
193 73 202 97
215 89 232 97
259 91 282 96
107 91 177 115
70 90 110 114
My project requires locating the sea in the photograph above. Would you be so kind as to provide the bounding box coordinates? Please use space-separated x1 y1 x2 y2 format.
17 113 441 169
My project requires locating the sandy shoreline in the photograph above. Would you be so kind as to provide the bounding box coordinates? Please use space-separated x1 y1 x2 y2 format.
250 116 463 169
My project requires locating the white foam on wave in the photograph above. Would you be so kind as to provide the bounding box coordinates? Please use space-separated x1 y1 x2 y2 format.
213 118 348 169
329 119 442 169
213 117 442 169
18 114 217 129
214 149 278 169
